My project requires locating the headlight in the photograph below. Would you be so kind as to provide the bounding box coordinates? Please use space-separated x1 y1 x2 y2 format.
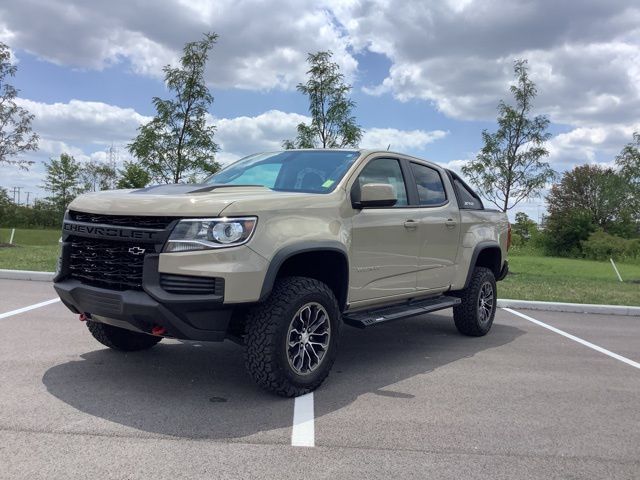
164 217 257 252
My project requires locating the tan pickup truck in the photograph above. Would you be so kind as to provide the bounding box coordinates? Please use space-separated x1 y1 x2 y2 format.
54 149 510 396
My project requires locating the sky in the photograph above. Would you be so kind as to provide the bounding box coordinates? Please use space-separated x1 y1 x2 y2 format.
1 0 639 222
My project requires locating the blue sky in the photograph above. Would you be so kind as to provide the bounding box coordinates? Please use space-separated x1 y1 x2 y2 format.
1 0 638 221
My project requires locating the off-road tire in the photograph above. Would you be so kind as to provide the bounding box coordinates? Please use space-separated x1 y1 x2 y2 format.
452 267 497 337
244 276 341 397
86 320 162 351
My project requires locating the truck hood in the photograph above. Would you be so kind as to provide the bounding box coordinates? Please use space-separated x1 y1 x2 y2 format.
68 184 314 217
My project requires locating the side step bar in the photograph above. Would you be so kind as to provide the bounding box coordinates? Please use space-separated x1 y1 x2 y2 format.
343 295 461 329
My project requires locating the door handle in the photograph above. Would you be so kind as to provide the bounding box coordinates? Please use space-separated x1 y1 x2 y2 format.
445 218 457 228
404 220 419 229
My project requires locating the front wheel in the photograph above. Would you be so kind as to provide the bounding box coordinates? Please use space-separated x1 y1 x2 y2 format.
452 267 497 336
244 276 341 397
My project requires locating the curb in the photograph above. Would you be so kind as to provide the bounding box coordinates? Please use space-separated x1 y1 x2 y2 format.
498 299 640 317
0 269 54 282
0 270 638 316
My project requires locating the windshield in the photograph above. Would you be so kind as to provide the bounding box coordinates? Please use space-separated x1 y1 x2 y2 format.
204 150 361 193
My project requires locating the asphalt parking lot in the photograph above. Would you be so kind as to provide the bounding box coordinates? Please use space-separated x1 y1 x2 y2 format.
1 278 638 479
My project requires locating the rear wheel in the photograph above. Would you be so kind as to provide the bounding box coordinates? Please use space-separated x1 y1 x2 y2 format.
452 267 497 336
86 321 162 351
244 276 341 397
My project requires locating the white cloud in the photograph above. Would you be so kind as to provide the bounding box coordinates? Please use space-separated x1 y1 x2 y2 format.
16 99 150 147
546 123 639 167
360 128 447 151
333 0 640 126
0 0 356 90
1 99 447 199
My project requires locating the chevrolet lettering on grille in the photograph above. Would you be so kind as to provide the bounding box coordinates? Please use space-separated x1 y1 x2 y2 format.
62 221 161 241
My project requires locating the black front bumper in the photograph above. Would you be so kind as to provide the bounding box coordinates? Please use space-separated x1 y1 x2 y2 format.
55 253 234 342
55 279 234 341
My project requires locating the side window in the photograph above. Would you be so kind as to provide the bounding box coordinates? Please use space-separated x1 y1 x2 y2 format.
356 158 408 206
454 179 482 210
410 163 447 206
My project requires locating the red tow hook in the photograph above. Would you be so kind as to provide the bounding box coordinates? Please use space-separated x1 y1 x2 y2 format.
151 326 167 336
79 313 89 322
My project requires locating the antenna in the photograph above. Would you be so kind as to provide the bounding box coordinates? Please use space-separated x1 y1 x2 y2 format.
387 144 391 151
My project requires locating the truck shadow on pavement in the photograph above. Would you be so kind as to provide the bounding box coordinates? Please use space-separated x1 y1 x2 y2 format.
42 312 524 440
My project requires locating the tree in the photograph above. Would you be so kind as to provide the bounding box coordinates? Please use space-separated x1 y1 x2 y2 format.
542 164 636 256
513 212 537 242
128 33 219 184
117 161 151 189
546 164 632 231
283 51 362 149
462 59 555 212
42 153 84 214
80 159 117 191
0 42 38 169
615 131 640 218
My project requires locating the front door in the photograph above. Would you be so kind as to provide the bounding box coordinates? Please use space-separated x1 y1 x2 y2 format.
349 157 420 303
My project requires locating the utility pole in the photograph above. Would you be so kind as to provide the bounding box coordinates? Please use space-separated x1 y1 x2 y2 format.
108 143 118 189
11 186 22 205
25 192 32 207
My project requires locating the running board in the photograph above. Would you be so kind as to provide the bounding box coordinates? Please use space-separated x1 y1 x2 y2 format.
343 295 461 329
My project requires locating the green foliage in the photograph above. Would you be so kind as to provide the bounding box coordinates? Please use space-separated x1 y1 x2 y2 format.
117 161 151 189
582 230 640 262
542 164 638 257
615 131 640 219
542 209 595 257
283 51 362 149
462 60 555 212
80 159 116 191
0 42 38 169
513 212 538 243
0 197 61 229
42 153 85 216
546 164 633 232
128 33 220 184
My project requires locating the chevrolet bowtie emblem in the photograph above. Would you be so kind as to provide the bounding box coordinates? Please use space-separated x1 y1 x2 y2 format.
128 247 146 255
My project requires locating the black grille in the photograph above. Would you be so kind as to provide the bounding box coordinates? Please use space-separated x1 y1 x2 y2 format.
160 274 224 295
69 237 148 290
69 211 176 230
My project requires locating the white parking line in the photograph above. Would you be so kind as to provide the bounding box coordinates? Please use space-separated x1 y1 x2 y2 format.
503 307 640 370
0 298 60 320
291 392 315 447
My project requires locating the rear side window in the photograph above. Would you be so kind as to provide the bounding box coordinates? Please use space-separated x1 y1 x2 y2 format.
454 179 482 210
410 163 447 206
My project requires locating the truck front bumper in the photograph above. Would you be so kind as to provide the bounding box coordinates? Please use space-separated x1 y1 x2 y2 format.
54 279 235 342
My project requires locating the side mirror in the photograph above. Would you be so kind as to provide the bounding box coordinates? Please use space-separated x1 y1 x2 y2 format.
354 183 397 208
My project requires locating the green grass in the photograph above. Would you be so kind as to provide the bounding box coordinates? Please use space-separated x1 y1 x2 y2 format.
0 245 59 271
501 254 640 306
0 228 60 271
0 230 638 306
0 228 60 246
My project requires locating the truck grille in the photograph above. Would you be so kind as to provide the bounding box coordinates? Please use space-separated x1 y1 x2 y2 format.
68 211 176 230
69 237 148 290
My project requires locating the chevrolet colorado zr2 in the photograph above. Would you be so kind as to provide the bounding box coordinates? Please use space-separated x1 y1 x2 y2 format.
54 149 510 397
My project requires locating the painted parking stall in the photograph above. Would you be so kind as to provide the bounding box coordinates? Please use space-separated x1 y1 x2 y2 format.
1 279 639 478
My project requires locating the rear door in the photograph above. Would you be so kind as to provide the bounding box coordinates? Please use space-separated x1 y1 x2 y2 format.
406 161 461 291
348 157 420 303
